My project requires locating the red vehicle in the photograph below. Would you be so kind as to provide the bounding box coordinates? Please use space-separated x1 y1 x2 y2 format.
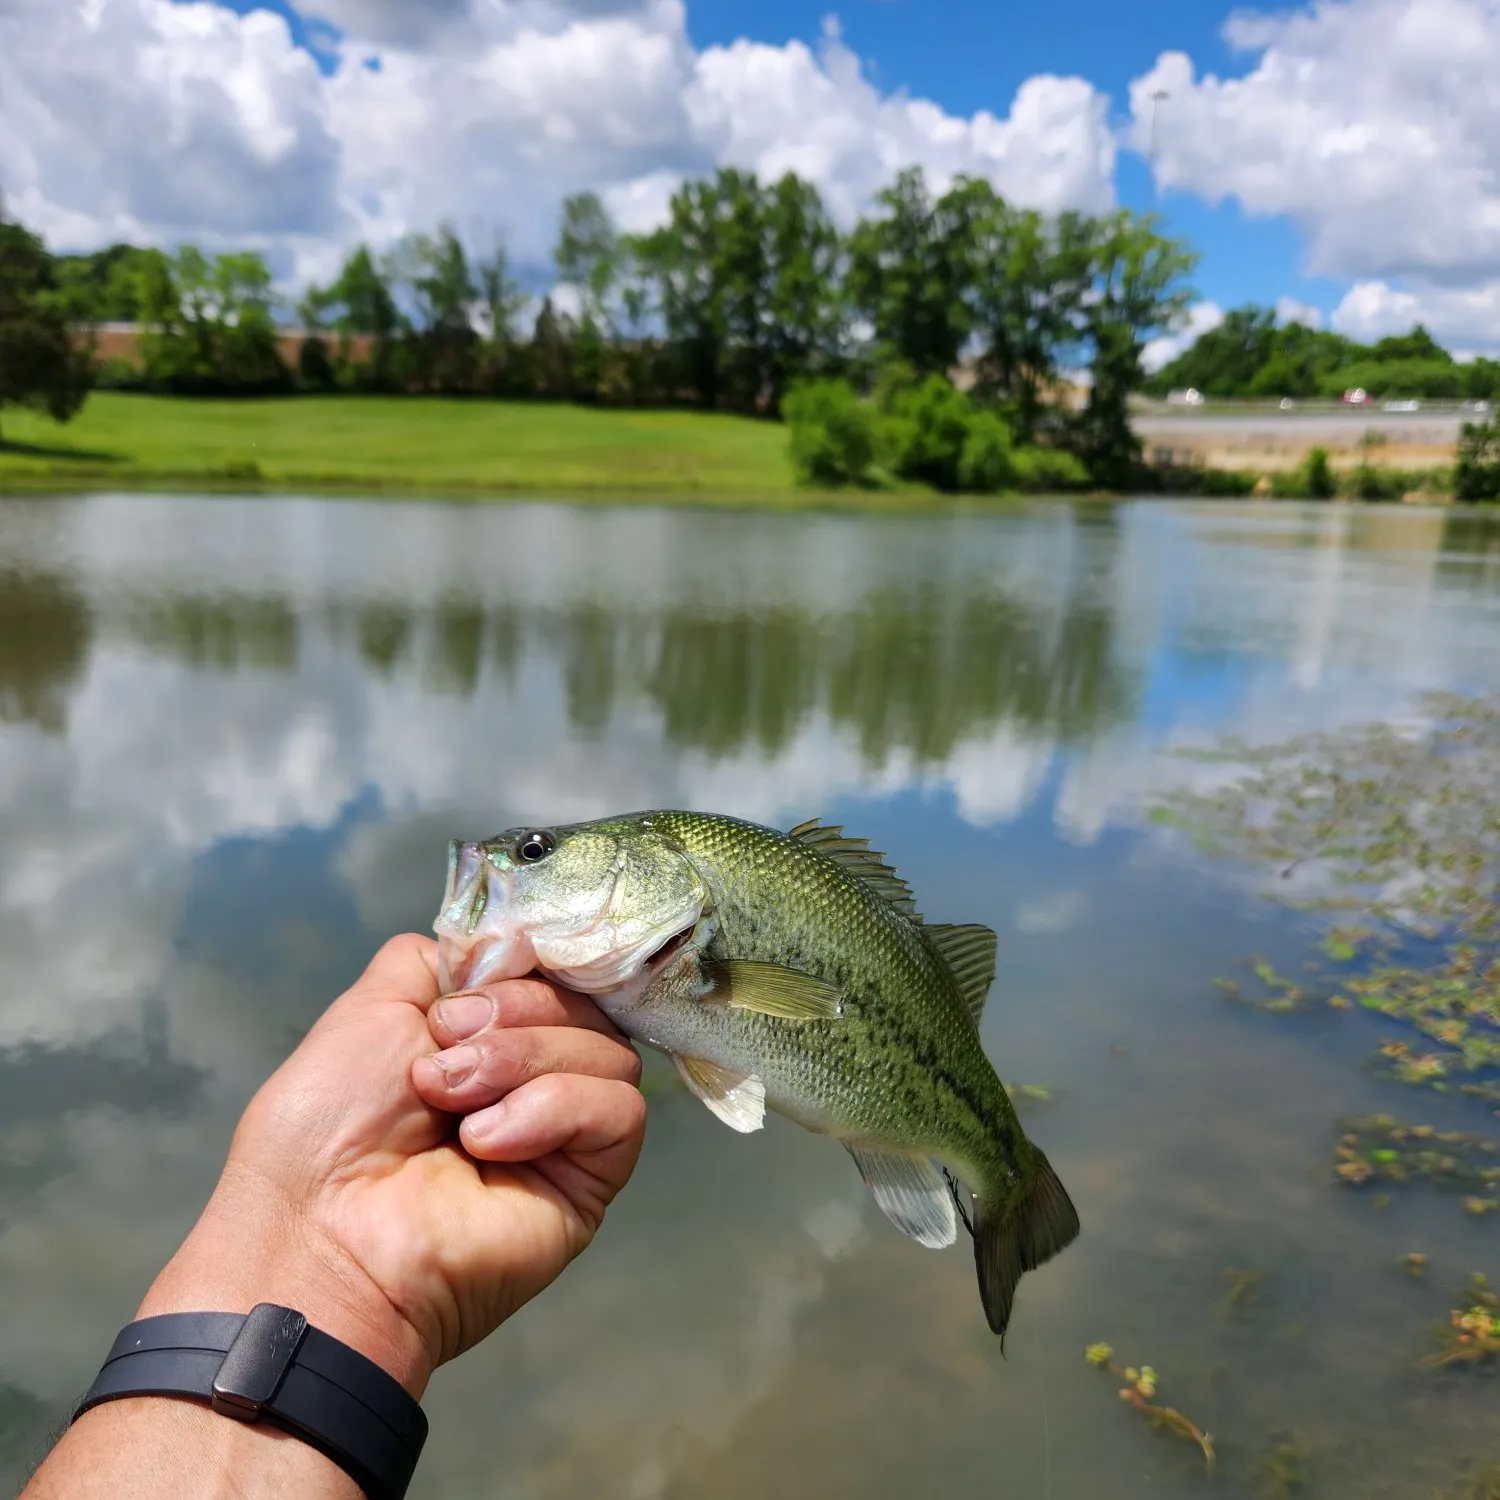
1341 387 1372 406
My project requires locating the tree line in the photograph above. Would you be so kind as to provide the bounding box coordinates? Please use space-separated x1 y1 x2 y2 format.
3 166 1198 484
1144 306 1500 403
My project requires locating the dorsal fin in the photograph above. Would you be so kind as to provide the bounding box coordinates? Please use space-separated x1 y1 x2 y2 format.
925 923 997 1024
787 819 921 920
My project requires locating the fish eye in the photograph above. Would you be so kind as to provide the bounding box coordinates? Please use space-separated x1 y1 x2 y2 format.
515 830 556 863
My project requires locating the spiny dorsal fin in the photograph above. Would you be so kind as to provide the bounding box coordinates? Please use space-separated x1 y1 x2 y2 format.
787 819 921 920
926 923 998 1024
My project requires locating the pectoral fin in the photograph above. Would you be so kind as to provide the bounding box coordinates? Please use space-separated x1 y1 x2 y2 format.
672 1054 766 1133
845 1146 958 1248
714 960 843 1021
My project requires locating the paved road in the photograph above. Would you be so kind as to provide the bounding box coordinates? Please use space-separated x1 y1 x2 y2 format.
1134 409 1472 445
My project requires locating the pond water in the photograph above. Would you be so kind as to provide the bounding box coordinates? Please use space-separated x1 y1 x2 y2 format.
2 495 1499 1499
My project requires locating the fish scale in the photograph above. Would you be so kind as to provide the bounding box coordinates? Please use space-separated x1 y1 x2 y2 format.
434 807 1080 1338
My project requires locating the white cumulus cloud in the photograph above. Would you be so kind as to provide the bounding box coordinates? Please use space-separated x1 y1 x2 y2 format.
1141 299 1223 374
1 0 1117 281
1126 0 1500 350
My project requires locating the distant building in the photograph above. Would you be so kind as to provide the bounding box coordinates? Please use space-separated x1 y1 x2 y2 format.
74 322 377 368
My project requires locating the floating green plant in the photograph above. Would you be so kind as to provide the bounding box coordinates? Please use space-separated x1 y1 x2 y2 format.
1401 1252 1430 1279
1156 694 1500 1167
1084 1343 1216 1471
1333 1115 1500 1201
1422 1275 1500 1372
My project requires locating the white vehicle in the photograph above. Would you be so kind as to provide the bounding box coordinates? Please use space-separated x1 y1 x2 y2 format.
1384 398 1421 413
1279 397 1296 410
1167 387 1206 407
1461 399 1493 414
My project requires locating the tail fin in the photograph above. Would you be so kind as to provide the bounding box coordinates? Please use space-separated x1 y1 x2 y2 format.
974 1146 1080 1343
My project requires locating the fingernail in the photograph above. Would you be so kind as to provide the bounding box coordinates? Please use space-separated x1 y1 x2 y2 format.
435 994 495 1040
431 1045 478 1087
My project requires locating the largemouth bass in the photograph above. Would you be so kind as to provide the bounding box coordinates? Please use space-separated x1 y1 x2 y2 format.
433 810 1079 1337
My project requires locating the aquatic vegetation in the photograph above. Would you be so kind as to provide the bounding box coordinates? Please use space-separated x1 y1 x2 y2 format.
1084 1343 1216 1471
1422 1275 1500 1372
1401 1252 1430 1279
1224 1266 1263 1307
1257 1440 1307 1499
1154 694 1500 1165
1333 1115 1500 1199
1004 1081 1054 1108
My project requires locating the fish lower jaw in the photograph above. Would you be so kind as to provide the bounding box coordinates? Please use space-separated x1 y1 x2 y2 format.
435 933 535 995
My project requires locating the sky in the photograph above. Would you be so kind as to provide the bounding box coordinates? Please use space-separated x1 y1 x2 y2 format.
5 0 1500 358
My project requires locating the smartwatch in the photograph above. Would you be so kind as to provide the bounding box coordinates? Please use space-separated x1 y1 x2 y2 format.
71 1305 428 1500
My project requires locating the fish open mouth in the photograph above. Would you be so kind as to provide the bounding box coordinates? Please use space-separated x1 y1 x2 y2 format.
643 922 697 972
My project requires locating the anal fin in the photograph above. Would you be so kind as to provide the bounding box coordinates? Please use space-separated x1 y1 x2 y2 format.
672 1054 766 1133
845 1146 958 1248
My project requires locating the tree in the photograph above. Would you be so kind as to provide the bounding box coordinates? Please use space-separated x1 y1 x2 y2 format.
1076 211 1198 485
384 223 479 391
761 173 844 411
302 245 401 338
845 166 972 377
134 245 290 394
0 218 92 443
50 243 156 323
1370 324 1451 365
554 193 619 327
474 238 525 345
1453 417 1500 503
952 183 1094 440
629 167 843 412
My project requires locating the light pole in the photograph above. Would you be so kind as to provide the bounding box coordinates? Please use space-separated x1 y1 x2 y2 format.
1147 88 1169 203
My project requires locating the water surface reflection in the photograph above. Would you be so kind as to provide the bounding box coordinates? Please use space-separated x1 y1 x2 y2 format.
1 496 1498 1498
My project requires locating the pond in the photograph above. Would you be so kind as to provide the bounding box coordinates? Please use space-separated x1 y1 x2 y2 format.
1 495 1499 1498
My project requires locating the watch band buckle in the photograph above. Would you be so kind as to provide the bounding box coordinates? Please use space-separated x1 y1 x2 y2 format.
209 1304 309 1422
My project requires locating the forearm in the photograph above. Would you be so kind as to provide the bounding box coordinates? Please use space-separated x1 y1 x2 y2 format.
20 1179 432 1500
23 1396 365 1500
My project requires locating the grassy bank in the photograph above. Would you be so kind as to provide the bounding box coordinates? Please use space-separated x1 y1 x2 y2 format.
0 393 805 498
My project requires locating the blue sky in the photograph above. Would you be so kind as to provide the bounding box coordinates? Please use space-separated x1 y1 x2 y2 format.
10 0 1500 350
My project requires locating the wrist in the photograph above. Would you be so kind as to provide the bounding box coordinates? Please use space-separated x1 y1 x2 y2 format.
136 1175 434 1400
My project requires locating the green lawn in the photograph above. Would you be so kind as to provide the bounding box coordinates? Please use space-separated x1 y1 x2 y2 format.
0 393 806 497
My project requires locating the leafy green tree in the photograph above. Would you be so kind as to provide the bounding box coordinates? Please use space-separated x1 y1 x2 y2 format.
1369 324 1451 365
301 245 401 338
949 181 1094 439
555 193 619 327
1077 211 1197 485
134 245 289 394
1454 417 1500 502
474 239 525 345
0 219 92 443
845 166 972 378
629 167 840 412
50 243 157 323
529 295 573 398
761 173 845 409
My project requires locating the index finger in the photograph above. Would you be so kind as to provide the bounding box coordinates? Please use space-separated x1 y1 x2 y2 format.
429 978 625 1047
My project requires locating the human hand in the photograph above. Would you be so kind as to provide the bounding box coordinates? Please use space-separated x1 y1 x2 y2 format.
136 934 646 1397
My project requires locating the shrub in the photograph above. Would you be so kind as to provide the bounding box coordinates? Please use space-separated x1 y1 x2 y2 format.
957 410 1017 492
1013 446 1090 492
1301 446 1336 498
879 374 974 491
1454 417 1500 502
783 377 879 487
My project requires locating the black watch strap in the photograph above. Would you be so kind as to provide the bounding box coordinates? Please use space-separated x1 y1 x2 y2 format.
72 1306 428 1500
